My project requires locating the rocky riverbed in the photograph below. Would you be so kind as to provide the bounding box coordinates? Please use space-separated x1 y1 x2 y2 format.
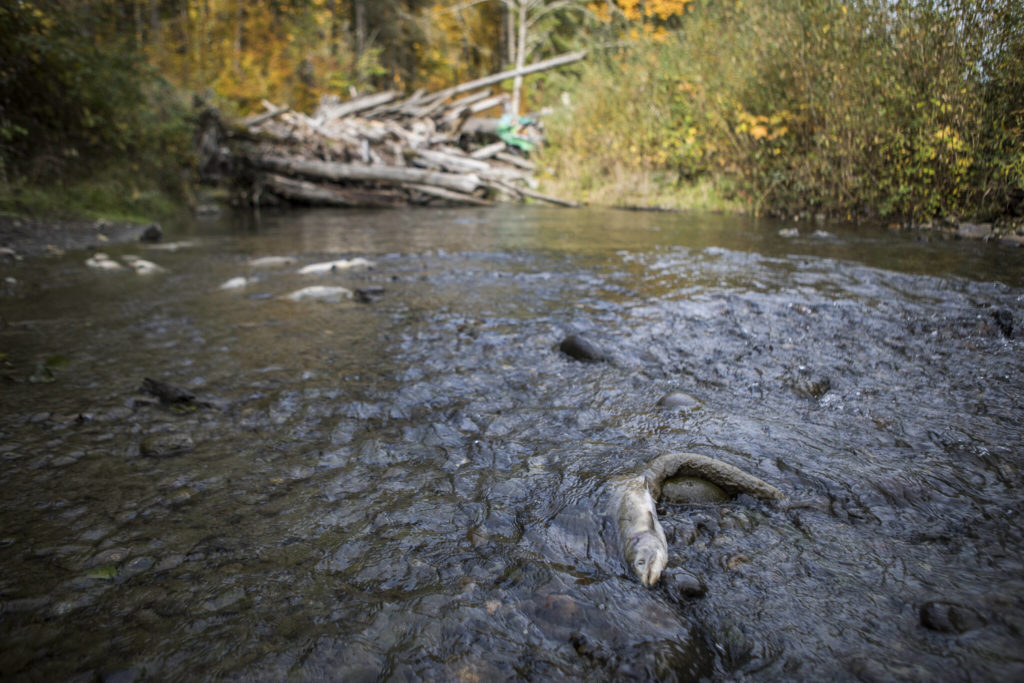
2 206 1023 680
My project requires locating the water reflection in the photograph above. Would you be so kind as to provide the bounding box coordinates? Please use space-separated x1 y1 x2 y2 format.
1 206 1022 680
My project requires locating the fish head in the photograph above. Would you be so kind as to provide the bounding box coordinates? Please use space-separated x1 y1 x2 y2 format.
627 532 668 587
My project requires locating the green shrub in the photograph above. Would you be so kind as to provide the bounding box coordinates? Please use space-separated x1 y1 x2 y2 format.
0 1 192 219
543 0 1024 219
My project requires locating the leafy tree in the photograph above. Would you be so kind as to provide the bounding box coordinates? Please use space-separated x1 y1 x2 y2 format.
497 1 594 112
1 1 173 179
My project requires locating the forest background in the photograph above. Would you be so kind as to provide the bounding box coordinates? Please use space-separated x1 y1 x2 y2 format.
0 0 1021 223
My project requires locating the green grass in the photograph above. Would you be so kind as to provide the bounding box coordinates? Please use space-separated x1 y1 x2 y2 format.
0 170 187 224
538 166 741 213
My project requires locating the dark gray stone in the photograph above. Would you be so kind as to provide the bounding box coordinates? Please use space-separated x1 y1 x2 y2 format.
122 556 154 576
792 375 831 400
89 547 131 567
991 309 1014 338
139 223 163 243
141 377 195 405
354 286 386 303
920 601 986 633
664 568 706 600
140 432 195 458
559 334 606 362
100 668 141 683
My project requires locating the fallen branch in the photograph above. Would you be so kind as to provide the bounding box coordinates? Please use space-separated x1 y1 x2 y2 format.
315 90 400 123
489 180 581 208
241 104 290 128
494 152 535 170
405 183 494 206
434 51 587 102
469 141 507 160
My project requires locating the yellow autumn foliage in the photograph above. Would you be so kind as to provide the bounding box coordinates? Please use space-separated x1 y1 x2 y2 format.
544 0 1024 219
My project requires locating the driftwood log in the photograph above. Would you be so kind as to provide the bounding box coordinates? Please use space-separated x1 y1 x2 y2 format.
199 52 586 209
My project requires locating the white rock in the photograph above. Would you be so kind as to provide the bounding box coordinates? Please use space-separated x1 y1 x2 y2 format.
283 286 353 302
248 256 297 268
297 257 374 275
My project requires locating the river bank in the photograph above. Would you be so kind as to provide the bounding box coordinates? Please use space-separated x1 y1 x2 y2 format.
0 216 163 260
894 215 1024 247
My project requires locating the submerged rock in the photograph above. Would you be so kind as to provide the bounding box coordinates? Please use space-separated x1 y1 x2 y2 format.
920 601 986 633
789 371 832 400
559 334 606 362
663 568 706 600
140 432 195 458
122 556 155 576
354 286 386 303
89 547 131 567
657 391 701 411
991 309 1014 338
141 377 199 405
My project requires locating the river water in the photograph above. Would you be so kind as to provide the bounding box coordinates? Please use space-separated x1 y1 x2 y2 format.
1 207 1023 681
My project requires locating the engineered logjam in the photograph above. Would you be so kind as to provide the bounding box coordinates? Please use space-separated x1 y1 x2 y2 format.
200 52 586 209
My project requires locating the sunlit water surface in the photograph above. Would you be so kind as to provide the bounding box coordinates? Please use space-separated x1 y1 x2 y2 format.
2 207 1023 680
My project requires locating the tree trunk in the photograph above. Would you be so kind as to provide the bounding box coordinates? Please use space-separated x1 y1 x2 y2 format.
504 5 515 68
353 0 367 58
511 3 528 115
327 0 338 56
148 0 161 62
133 0 143 48
315 91 400 123
234 0 244 77
254 155 483 195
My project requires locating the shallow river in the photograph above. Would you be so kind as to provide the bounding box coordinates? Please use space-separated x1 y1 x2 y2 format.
2 207 1023 681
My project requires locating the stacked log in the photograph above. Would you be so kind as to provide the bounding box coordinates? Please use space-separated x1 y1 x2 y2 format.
207 52 586 209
